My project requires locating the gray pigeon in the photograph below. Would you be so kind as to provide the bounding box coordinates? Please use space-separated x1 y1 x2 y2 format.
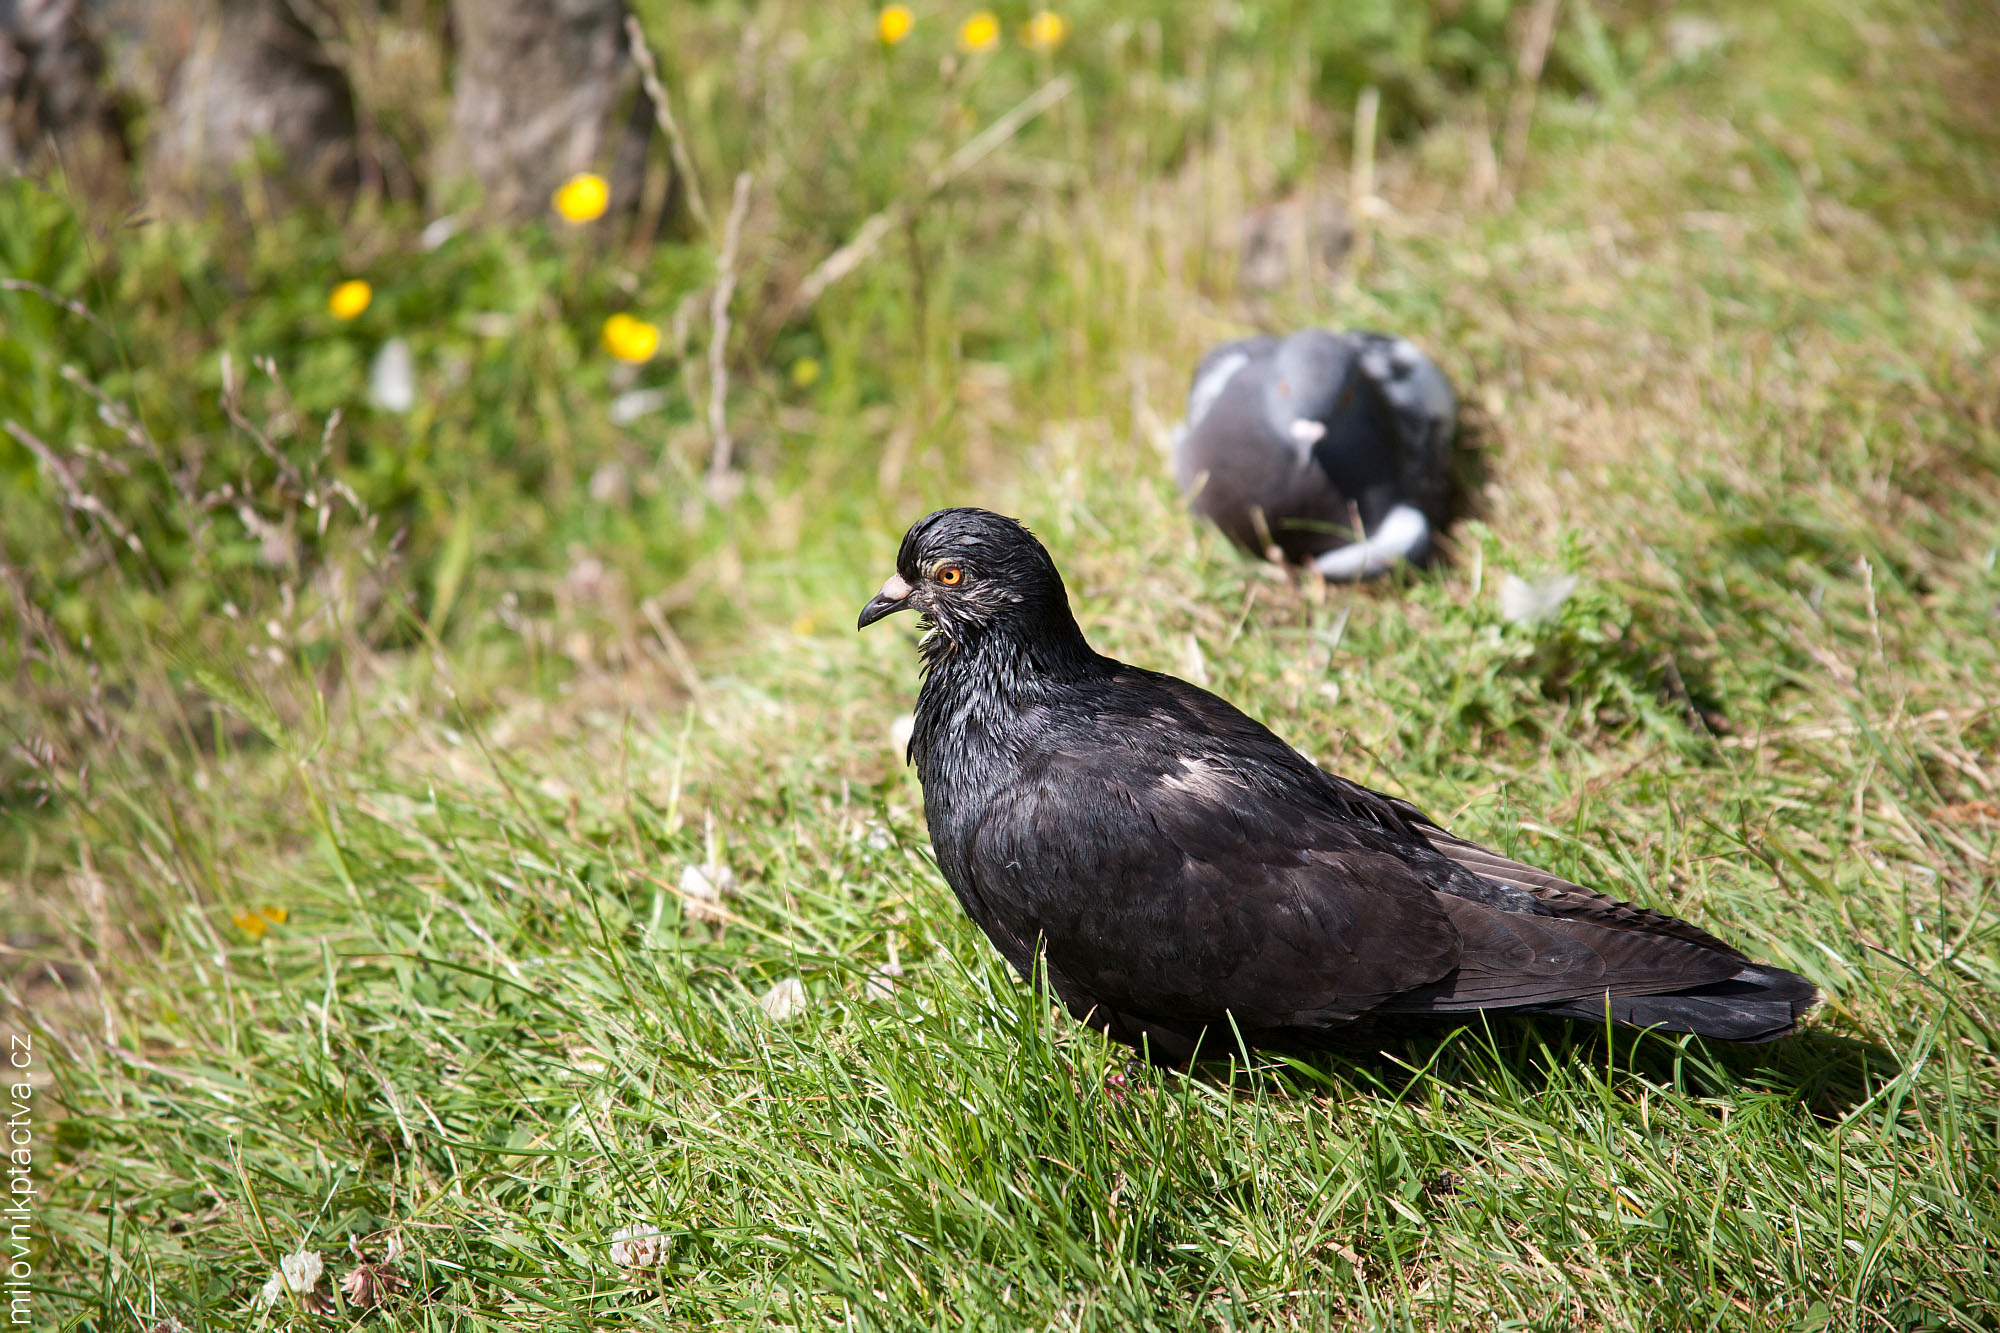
1173 329 1457 580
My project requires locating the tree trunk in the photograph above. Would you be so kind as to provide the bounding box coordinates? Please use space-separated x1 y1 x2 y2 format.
0 0 126 180
441 0 651 220
146 0 357 210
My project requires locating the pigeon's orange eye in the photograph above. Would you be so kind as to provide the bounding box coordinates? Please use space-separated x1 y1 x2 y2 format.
937 565 964 586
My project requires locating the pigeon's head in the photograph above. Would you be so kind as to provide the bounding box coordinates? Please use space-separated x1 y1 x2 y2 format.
1263 329 1357 452
857 508 1078 650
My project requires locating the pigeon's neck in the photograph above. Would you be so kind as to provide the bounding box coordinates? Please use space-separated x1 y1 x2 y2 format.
910 612 1103 771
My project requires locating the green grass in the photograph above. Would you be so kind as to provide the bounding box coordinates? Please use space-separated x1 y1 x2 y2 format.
5 0 2000 1328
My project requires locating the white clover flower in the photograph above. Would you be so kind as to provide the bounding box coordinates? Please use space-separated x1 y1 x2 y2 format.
609 1224 669 1271
865 934 905 1000
758 977 807 1023
679 862 736 923
864 961 904 1001
1666 15 1726 62
280 1250 323 1293
256 1250 325 1308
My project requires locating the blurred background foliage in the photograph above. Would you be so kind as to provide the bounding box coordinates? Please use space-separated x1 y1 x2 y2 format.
2 0 1670 684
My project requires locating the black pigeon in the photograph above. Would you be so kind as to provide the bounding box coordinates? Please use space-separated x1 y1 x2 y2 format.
859 509 1817 1064
1174 329 1455 580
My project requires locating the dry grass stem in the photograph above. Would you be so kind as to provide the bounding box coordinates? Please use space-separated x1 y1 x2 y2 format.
1502 0 1565 197
625 13 713 236
706 171 753 489
1346 84 1381 285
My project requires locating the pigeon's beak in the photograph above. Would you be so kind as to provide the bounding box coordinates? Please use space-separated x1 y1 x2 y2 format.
857 572 915 630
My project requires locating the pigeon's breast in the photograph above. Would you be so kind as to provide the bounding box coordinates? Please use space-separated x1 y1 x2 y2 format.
913 675 1061 827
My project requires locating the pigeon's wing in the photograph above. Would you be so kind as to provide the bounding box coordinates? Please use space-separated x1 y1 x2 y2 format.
1346 792 1752 959
1384 893 1744 1011
1295 776 1767 1011
1174 337 1331 559
1422 826 1748 956
963 735 1464 1029
1183 337 1276 433
1286 762 1750 959
1387 868 1812 1041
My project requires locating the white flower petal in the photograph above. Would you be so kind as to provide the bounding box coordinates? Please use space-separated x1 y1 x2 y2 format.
1500 573 1579 627
609 388 669 425
589 463 629 504
279 1251 324 1293
367 338 417 414
609 1224 668 1270
1665 16 1726 62
419 213 461 251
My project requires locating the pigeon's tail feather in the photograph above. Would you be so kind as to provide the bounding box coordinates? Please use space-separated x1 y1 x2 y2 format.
1534 963 1820 1043
1312 504 1431 581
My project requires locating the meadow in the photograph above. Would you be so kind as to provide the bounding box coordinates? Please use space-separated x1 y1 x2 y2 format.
2 0 1997 1327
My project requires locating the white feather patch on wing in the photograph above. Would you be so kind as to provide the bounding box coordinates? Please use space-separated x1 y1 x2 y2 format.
1183 351 1250 433
1311 504 1430 581
1155 756 1245 802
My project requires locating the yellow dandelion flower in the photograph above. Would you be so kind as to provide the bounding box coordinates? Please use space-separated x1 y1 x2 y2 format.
231 906 287 937
958 10 999 51
790 356 822 388
553 172 610 224
602 313 661 363
328 279 372 321
1022 10 1067 51
877 4 914 45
